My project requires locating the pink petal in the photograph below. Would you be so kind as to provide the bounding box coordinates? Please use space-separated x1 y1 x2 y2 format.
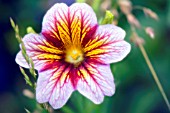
69 3 98 45
41 3 98 47
84 24 131 64
15 33 63 70
42 3 69 46
76 60 115 104
36 62 74 109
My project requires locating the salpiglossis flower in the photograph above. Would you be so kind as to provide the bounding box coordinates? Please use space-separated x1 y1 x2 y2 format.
16 3 131 109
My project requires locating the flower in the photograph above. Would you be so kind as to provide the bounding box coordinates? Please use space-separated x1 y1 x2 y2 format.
15 3 131 109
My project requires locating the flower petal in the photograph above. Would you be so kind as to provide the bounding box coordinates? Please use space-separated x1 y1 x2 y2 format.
76 60 115 104
36 62 74 109
69 3 98 46
42 3 70 47
84 24 131 64
41 3 98 48
15 33 63 70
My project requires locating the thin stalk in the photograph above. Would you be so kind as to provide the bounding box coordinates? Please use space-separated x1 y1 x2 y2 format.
130 26 170 111
138 44 170 111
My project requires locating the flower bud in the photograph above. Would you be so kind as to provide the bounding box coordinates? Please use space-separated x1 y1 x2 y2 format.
118 0 132 15
145 27 155 39
101 0 111 10
101 10 114 24
27 26 36 34
127 14 141 28
143 8 159 21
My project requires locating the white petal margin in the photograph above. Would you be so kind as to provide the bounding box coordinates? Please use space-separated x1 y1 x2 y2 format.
98 24 126 40
15 33 62 70
15 33 46 69
36 65 74 109
91 24 131 64
42 3 68 35
42 2 97 32
77 63 115 104
69 3 97 26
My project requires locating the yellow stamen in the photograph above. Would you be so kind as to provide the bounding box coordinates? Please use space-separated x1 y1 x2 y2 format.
65 46 84 67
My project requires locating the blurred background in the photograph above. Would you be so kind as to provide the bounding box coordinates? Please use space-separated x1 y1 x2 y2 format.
0 0 170 113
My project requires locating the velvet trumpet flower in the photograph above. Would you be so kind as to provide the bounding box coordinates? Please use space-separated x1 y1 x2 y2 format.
16 3 131 109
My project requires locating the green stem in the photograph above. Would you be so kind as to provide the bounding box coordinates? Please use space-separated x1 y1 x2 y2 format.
138 44 170 111
130 25 170 111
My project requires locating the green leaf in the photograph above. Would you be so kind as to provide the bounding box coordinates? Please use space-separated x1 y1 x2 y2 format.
101 10 114 25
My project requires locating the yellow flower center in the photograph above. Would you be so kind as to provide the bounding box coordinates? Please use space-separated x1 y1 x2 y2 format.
65 46 84 67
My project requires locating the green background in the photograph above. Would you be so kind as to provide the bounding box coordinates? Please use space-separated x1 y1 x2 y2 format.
0 0 169 113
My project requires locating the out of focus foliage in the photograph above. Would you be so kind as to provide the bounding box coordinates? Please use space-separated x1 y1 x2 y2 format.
0 0 170 113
